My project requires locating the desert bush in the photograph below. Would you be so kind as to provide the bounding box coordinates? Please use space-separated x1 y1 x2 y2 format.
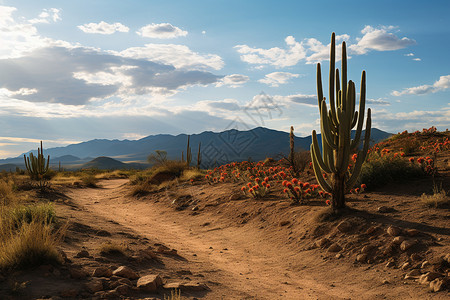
421 184 448 208
0 179 15 206
6 203 56 226
81 174 99 187
180 169 205 182
148 150 168 166
99 241 128 256
357 152 424 188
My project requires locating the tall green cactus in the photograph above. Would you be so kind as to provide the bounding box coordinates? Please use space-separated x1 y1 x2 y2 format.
289 126 295 164
24 141 50 181
311 32 372 212
186 135 192 167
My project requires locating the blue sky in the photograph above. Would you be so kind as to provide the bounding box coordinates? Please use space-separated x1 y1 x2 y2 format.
0 0 449 158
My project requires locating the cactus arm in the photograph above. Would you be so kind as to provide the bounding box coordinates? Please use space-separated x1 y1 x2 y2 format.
328 33 338 126
351 71 367 150
351 111 358 128
311 131 331 173
341 41 347 107
317 63 324 110
311 145 332 193
320 101 337 150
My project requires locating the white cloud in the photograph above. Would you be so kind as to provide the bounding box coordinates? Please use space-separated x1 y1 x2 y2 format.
29 8 61 24
216 74 249 87
119 43 224 70
392 75 450 96
195 99 241 112
259 72 299 87
78 21 129 34
137 23 187 39
235 36 306 68
366 98 390 106
276 94 317 107
304 34 349 64
413 58 421 61
349 25 415 54
405 53 414 57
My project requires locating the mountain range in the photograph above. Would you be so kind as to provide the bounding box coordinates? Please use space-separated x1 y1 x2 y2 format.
0 127 392 170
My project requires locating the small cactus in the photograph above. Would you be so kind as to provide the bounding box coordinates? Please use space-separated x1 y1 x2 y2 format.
24 141 50 185
186 135 192 167
197 142 202 169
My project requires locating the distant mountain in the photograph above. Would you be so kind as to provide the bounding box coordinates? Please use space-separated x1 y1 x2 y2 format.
0 127 392 169
80 156 148 170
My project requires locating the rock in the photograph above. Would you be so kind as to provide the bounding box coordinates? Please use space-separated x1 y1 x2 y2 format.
112 266 139 279
75 249 90 258
327 243 342 253
337 221 352 233
382 279 389 284
419 272 443 285
163 282 208 291
60 289 78 297
229 193 241 201
387 226 402 237
137 274 163 291
444 254 450 263
377 206 392 213
401 262 411 270
280 220 290 226
421 261 431 269
335 253 343 259
393 236 405 244
365 226 379 235
430 277 448 292
95 290 119 299
157 245 178 256
385 261 395 268
69 267 89 279
404 269 421 279
114 284 130 295
400 240 416 251
361 245 375 253
405 229 419 237
85 279 103 293
356 254 367 263
315 238 330 248
92 267 112 278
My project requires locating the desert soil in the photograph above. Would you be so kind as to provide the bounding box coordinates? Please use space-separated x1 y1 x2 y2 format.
1 165 449 299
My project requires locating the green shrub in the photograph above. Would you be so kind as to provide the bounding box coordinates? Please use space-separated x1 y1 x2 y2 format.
358 152 424 188
7 203 56 226
81 174 99 187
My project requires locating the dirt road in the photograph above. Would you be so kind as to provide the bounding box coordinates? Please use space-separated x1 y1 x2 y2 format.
65 179 442 300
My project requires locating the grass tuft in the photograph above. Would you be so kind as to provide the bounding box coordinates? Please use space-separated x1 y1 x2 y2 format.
420 184 449 208
99 241 128 256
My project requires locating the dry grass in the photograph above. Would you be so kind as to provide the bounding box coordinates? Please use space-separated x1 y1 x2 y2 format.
180 168 205 182
0 179 15 206
81 174 99 187
164 288 181 300
420 184 449 208
98 241 128 256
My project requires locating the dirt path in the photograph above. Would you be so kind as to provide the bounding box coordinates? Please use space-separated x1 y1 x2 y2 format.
65 179 444 300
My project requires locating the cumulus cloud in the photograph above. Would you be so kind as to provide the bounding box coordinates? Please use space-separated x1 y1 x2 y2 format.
392 75 450 96
0 46 220 105
78 21 129 34
195 99 241 112
259 72 299 87
413 58 421 61
29 8 61 24
137 23 187 39
236 26 415 67
216 74 249 87
366 98 390 106
349 25 415 55
277 94 317 107
234 36 306 68
119 44 224 70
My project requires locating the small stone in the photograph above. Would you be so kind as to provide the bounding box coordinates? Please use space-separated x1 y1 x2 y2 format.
377 206 392 213
385 261 395 268
444 254 450 263
365 226 379 235
419 272 443 285
356 254 367 263
229 194 241 201
430 277 448 292
69 267 89 279
361 245 375 253
137 274 163 291
401 262 411 270
337 221 352 233
75 249 90 258
114 284 130 295
421 261 430 269
387 226 402 237
405 229 419 237
327 243 342 253
404 269 421 280
382 279 389 284
393 236 405 244
400 240 416 251
92 267 112 278
85 279 103 293
112 266 139 279
315 238 330 248
280 220 290 226
335 253 343 259
163 282 208 291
